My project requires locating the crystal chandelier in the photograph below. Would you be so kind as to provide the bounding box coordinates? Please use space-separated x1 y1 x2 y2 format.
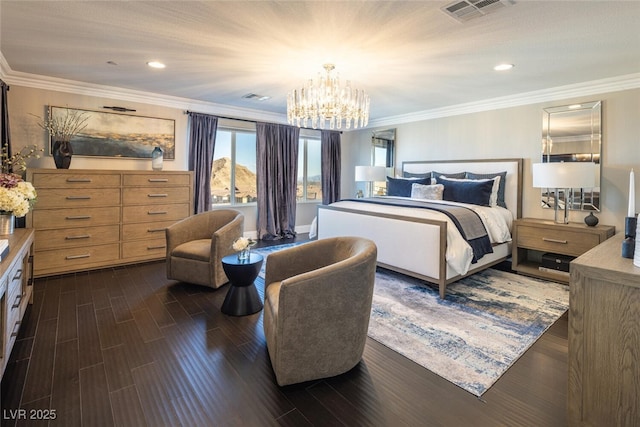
287 64 370 130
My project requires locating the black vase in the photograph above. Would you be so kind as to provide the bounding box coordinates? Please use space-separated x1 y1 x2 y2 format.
52 140 73 169
584 212 599 227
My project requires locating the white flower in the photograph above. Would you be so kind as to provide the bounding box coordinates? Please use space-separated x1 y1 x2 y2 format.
0 174 37 218
232 237 256 251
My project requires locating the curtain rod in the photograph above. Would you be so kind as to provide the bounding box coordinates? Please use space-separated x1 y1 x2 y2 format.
183 110 342 133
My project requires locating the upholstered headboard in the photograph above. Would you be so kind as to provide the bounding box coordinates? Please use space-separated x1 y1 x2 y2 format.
402 158 523 219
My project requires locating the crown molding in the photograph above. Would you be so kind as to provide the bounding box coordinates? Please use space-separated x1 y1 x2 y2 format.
0 51 288 124
368 73 640 128
2 50 638 128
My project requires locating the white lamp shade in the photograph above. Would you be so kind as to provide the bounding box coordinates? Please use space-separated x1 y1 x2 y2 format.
355 166 387 182
532 162 597 188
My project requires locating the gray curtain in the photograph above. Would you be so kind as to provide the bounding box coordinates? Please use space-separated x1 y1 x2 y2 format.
256 122 300 240
1 80 11 173
321 130 341 205
187 112 218 214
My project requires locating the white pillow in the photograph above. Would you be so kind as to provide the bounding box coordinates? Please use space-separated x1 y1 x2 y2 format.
438 175 500 207
411 183 444 200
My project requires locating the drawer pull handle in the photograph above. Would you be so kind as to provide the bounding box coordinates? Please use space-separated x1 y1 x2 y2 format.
542 237 568 244
148 193 168 198
148 227 166 233
12 293 22 309
66 178 92 183
13 269 23 281
148 210 168 215
11 321 21 337
66 234 91 240
66 254 91 260
148 245 166 250
66 196 91 200
66 215 91 220
148 178 169 183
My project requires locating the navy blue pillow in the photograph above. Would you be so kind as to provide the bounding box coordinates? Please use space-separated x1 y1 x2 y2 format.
467 171 508 208
387 177 430 197
439 176 494 206
403 171 432 179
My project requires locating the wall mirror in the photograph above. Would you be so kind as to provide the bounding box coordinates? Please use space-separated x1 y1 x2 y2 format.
371 128 395 195
541 101 601 211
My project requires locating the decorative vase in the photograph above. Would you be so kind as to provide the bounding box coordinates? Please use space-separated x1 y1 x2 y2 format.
237 248 250 262
52 140 73 169
0 213 15 235
151 146 164 171
584 212 599 227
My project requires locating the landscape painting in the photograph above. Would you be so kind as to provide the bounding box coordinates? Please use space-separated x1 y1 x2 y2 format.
49 106 175 159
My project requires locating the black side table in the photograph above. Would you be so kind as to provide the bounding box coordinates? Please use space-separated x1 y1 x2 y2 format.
221 252 264 316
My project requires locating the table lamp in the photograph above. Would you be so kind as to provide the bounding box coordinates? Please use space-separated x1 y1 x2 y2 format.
532 162 596 224
355 166 387 197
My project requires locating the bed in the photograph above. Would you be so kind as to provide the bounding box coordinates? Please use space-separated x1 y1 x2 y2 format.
317 158 523 298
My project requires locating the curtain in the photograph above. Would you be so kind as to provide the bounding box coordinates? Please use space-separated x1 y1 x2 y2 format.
0 80 11 173
256 122 299 240
321 130 341 205
187 112 218 214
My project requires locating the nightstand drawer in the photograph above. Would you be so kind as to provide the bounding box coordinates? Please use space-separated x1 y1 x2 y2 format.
516 225 600 256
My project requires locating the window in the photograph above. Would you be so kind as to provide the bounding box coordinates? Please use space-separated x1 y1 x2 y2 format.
211 126 322 206
298 137 322 202
211 129 257 205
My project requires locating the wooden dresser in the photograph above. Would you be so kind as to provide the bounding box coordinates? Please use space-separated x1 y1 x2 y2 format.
1 229 34 379
26 169 193 277
569 233 639 426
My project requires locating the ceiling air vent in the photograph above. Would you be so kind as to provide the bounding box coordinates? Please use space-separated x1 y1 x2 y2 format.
441 0 515 23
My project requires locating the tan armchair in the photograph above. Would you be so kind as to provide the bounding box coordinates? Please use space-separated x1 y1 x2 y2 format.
263 236 377 386
166 209 244 289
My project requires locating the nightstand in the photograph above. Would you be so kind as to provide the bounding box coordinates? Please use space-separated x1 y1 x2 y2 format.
512 218 615 283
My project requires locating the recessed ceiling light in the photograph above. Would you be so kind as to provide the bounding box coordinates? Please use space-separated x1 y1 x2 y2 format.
147 61 166 69
568 104 582 109
493 63 514 71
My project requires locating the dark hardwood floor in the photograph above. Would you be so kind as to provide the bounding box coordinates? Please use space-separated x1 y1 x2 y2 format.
2 235 568 426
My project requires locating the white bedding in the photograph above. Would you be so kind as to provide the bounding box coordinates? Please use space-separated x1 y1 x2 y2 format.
327 196 513 276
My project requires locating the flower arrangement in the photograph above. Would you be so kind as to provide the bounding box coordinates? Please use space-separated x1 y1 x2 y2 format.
1 144 44 174
33 108 89 142
0 173 37 217
232 236 257 252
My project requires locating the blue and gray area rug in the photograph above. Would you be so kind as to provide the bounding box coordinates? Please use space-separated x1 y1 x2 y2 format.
253 243 569 396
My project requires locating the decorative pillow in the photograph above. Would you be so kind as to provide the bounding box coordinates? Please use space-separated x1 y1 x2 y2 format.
432 171 466 183
387 176 431 197
411 183 444 200
467 171 508 208
438 176 499 206
438 176 495 206
403 171 432 179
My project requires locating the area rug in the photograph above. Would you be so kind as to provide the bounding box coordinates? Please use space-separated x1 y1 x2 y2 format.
253 244 569 396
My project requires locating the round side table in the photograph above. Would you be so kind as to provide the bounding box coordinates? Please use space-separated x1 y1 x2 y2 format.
220 252 264 316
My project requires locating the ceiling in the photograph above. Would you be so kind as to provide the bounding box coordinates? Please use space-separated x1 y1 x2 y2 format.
1 1 639 126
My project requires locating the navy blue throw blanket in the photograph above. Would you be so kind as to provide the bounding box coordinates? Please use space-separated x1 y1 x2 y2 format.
345 197 493 263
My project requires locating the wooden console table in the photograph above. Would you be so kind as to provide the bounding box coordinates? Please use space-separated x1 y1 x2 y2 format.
569 233 639 426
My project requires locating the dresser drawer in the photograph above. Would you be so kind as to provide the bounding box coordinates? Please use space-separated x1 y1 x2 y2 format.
122 220 176 241
35 244 120 272
122 187 190 205
5 261 25 357
123 173 191 187
31 173 121 189
516 225 600 256
32 206 120 229
122 239 167 259
34 225 120 251
122 203 189 224
33 188 121 209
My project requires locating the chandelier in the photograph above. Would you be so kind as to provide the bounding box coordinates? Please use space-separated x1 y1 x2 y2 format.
287 64 370 130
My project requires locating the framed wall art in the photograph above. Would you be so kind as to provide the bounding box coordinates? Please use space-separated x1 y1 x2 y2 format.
48 106 175 159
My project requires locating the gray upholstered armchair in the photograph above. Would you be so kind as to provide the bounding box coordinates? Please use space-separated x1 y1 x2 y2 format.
166 209 244 289
263 236 377 386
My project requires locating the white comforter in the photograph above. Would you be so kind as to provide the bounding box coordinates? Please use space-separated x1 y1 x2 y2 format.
328 197 513 276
